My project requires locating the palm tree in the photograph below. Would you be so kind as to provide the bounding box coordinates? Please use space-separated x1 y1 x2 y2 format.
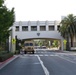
59 14 76 50
59 23 70 50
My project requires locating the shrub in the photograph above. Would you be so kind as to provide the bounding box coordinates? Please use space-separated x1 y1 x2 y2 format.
15 50 20 54
0 51 8 54
0 51 13 62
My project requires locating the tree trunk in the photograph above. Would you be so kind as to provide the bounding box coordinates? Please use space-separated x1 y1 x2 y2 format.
66 34 70 51
70 35 73 47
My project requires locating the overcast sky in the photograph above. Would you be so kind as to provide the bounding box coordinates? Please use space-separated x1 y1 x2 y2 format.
5 0 76 21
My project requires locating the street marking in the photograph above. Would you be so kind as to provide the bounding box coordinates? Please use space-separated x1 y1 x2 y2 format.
37 52 41 53
29 55 34 56
35 52 50 53
33 62 40 65
34 54 37 56
37 55 50 75
44 55 49 56
50 55 58 56
41 52 44 53
22 54 59 57
57 56 76 64
39 55 44 56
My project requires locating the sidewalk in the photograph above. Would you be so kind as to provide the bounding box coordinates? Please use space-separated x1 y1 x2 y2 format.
0 55 19 70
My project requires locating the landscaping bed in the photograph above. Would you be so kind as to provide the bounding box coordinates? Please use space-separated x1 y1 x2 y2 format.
0 51 13 62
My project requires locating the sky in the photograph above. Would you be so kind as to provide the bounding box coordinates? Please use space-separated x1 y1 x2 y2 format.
5 0 76 21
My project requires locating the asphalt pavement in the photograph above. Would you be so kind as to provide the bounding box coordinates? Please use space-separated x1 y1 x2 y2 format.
0 50 76 75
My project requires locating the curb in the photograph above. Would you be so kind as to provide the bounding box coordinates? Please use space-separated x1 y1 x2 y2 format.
0 55 19 70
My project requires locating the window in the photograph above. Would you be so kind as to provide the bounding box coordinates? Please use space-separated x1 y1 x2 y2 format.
30 43 33 46
15 26 19 31
57 25 60 30
24 43 33 46
31 26 37 31
22 26 28 31
40 26 46 31
24 43 29 46
49 26 54 31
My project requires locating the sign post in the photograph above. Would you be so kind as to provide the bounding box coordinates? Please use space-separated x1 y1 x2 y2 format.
12 38 16 44
12 38 16 53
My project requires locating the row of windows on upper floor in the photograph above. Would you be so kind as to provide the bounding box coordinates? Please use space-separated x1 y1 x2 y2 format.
15 25 60 31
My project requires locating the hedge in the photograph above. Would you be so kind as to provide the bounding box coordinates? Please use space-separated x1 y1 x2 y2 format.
0 51 13 62
15 50 20 54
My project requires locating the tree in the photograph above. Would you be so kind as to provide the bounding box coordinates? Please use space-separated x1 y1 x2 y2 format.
0 0 15 43
52 40 59 47
0 0 4 6
59 14 76 50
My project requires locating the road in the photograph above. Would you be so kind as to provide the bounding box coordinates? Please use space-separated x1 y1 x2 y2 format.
0 50 76 75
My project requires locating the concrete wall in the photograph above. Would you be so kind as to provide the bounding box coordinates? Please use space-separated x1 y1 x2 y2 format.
15 31 62 40
13 21 62 40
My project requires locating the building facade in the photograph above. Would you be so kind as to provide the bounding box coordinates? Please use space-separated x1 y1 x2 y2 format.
9 21 64 52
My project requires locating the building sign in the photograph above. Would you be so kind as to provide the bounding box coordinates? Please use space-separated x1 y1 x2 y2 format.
37 33 40 36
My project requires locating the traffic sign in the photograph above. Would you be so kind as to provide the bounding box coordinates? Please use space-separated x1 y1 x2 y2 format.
12 38 16 44
63 40 67 44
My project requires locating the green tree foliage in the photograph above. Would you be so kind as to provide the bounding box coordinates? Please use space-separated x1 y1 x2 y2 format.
0 0 4 6
52 40 59 47
59 14 76 50
0 0 15 42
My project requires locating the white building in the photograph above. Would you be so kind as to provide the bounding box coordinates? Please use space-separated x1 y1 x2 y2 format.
9 21 64 52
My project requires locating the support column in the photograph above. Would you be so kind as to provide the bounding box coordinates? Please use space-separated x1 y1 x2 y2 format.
46 20 48 31
9 35 11 51
19 21 22 31
19 26 22 31
9 29 12 52
61 38 64 51
28 21 31 31
11 26 16 53
37 21 39 31
54 21 57 31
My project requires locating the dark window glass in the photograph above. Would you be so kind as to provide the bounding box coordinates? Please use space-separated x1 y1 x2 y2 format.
40 26 46 31
31 26 37 31
22 26 28 31
57 25 60 30
24 43 29 46
30 43 33 46
15 26 19 31
49 26 54 31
